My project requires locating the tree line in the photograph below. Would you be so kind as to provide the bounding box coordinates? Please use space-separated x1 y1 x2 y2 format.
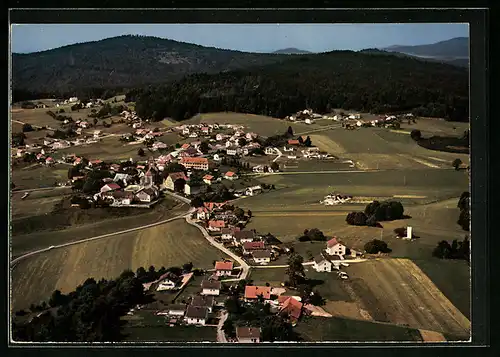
126 51 468 122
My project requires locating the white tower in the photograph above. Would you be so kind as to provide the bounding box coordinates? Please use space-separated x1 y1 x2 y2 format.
406 226 413 239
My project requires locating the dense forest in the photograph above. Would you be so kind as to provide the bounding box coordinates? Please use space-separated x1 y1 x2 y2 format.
12 35 289 101
126 51 469 122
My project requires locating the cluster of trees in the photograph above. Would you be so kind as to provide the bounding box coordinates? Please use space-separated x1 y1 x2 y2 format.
457 191 470 231
46 110 73 122
297 228 327 242
12 269 150 342
48 128 77 140
220 157 252 172
432 237 470 262
22 123 34 132
346 200 405 227
127 51 468 122
12 132 26 146
88 103 126 119
363 239 392 254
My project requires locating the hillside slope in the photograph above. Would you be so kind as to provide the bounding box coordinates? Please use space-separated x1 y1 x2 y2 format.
382 37 468 58
12 35 289 98
128 50 469 122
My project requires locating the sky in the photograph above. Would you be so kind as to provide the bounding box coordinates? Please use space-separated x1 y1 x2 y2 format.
11 23 469 54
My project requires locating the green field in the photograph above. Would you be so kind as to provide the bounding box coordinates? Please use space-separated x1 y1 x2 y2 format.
11 219 229 310
11 164 69 190
295 316 423 342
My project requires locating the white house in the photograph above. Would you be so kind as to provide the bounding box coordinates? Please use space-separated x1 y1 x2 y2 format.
253 165 265 173
201 280 221 296
167 305 186 317
226 146 241 156
236 327 261 343
189 132 199 138
245 185 262 196
182 127 190 135
326 237 347 257
214 261 234 276
224 171 238 180
213 153 221 161
305 118 314 124
221 228 239 241
313 255 333 272
265 147 277 155
252 250 272 265
185 306 208 326
196 207 210 220
69 97 79 103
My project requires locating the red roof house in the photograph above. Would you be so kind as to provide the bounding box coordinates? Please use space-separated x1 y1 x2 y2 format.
244 286 271 300
288 139 300 145
279 296 303 321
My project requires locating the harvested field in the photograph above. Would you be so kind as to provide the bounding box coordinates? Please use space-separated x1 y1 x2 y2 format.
344 259 470 338
11 220 228 310
11 164 69 189
55 136 143 161
309 134 346 155
295 316 423 342
322 301 368 321
419 329 447 342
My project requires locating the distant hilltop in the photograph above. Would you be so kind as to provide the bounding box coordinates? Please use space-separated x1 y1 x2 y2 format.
273 48 312 55
381 37 468 59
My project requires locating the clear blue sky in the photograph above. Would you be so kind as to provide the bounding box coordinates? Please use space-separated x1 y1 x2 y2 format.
11 23 469 54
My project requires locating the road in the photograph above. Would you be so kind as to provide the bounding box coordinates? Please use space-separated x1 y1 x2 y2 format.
11 207 194 266
251 259 367 269
216 310 228 343
185 215 250 281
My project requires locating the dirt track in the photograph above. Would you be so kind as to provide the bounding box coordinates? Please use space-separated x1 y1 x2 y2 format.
346 258 470 338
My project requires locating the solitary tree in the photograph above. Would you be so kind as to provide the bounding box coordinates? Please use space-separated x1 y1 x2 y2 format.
452 158 463 171
199 141 210 154
137 148 145 157
304 136 312 147
410 129 422 141
286 253 305 287
287 126 294 137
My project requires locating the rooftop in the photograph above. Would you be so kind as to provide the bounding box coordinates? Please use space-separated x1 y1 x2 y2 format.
244 285 271 300
185 306 208 319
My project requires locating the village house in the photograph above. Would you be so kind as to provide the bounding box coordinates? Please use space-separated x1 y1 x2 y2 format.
185 306 208 326
89 159 103 168
214 261 234 276
201 280 221 296
152 142 167 151
201 126 211 135
244 286 271 303
245 185 262 196
179 157 209 171
184 182 204 196
135 187 158 203
278 296 303 323
234 230 256 245
313 254 333 272
113 173 133 186
207 220 226 232
191 295 215 313
213 153 222 162
100 182 121 194
236 327 261 343
163 172 188 191
224 171 238 180
156 277 179 291
265 147 278 155
106 191 135 205
226 146 241 156
216 133 228 141
110 164 121 173
288 139 300 146
325 237 346 257
252 165 265 173
252 250 272 265
196 207 210 220
204 201 227 212
189 132 199 138
203 174 214 185
167 304 186 317
243 241 265 255
182 127 190 135
221 227 240 241
45 157 55 165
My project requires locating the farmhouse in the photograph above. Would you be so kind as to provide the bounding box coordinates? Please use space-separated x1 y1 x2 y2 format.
184 182 204 196
106 191 135 205
157 277 179 291
313 255 333 272
185 306 208 326
208 220 226 232
201 280 222 296
252 250 272 264
244 286 271 302
224 171 238 180
245 185 262 196
243 241 265 255
326 237 346 257
236 327 261 343
45 157 55 165
234 230 256 245
179 157 209 170
279 296 303 323
287 139 300 146
164 172 188 191
214 261 234 276
191 295 215 313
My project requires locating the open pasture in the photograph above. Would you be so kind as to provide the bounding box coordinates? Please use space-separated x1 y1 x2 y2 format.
54 136 144 161
11 219 228 310
185 112 312 137
11 164 69 190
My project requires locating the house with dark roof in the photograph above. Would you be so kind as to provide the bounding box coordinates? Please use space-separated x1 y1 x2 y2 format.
163 172 188 192
234 230 256 245
191 295 215 312
313 254 333 272
252 250 272 265
135 187 158 203
243 241 265 255
100 183 121 194
221 227 240 241
236 327 261 343
185 306 209 325
167 304 186 317
201 280 222 296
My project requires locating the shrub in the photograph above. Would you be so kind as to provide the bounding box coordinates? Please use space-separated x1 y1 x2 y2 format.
346 211 367 226
364 239 391 254
410 129 422 141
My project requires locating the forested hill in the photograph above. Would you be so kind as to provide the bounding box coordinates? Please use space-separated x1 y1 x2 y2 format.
12 35 290 100
127 50 469 122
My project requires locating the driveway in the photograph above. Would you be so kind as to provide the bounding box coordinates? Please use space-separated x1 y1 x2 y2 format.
216 310 228 343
